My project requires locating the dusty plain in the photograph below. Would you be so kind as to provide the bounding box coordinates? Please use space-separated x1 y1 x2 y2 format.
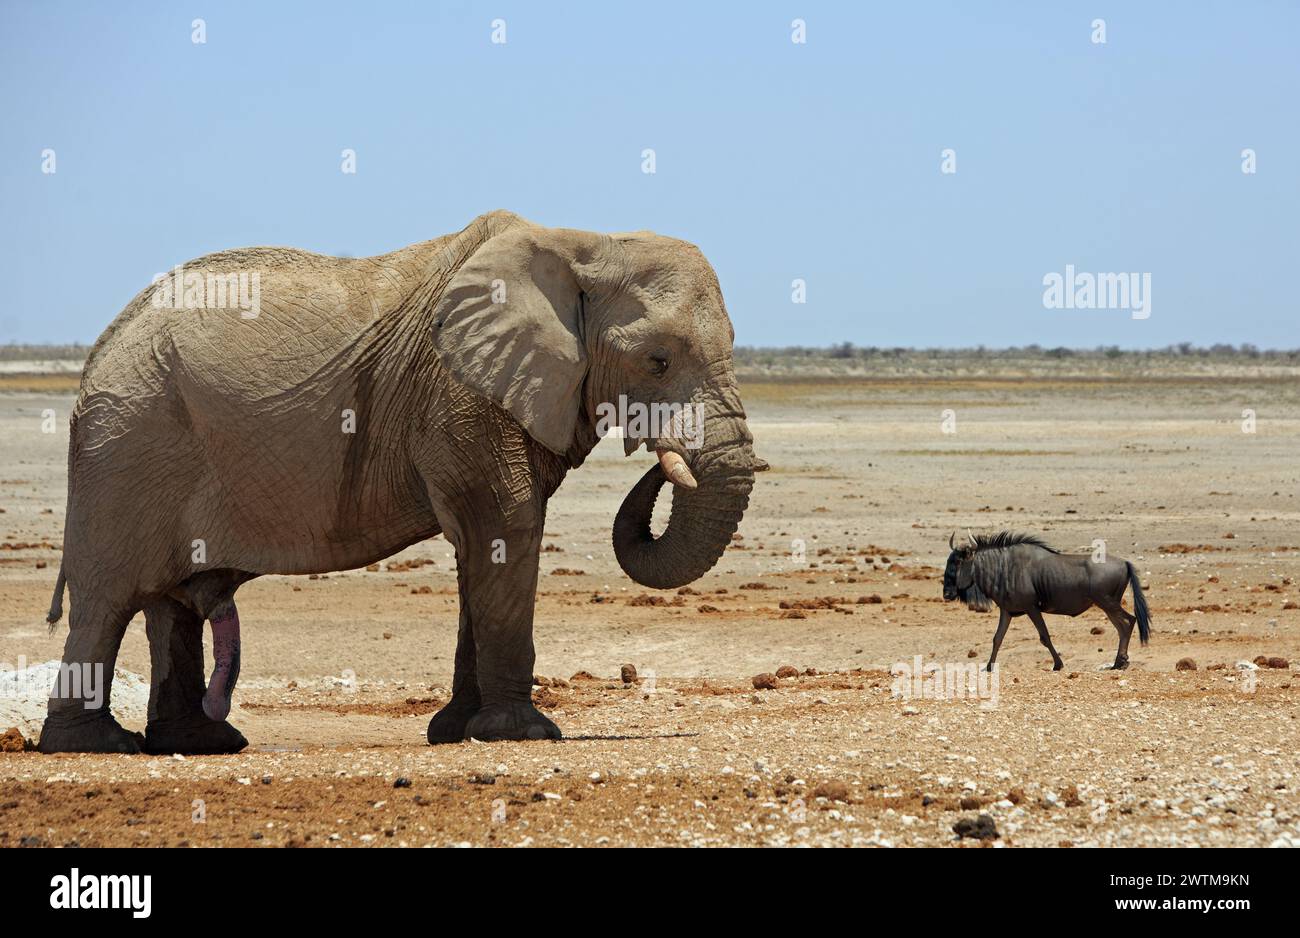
1 354 1298 848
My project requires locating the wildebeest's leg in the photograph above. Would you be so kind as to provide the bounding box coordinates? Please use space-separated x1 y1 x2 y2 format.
1026 608 1064 671
1099 601 1136 670
986 607 1012 672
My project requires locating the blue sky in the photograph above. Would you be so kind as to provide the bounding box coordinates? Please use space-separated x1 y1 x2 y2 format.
2 1 1296 348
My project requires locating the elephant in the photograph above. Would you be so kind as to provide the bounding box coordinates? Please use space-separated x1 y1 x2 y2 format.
38 210 760 754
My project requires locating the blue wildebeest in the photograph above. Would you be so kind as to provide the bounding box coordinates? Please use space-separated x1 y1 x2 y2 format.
942 531 1151 672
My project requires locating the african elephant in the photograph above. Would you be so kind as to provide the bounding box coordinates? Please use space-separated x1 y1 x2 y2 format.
38 210 759 754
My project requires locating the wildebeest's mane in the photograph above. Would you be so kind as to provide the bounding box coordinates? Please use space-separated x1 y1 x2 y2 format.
971 531 1059 554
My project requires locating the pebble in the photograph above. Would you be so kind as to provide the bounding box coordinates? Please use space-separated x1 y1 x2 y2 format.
953 815 999 840
813 780 850 802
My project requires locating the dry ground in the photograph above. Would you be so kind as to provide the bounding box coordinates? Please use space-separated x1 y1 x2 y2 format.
1 361 1298 847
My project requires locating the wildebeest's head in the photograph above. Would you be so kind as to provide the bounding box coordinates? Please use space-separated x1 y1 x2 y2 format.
942 531 990 611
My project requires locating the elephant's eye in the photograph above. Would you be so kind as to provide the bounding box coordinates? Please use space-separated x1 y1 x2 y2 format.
648 351 671 376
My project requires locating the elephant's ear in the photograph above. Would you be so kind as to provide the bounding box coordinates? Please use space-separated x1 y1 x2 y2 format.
431 227 594 454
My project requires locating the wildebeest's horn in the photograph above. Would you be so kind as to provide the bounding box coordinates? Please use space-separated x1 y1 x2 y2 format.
965 529 977 548
949 531 957 550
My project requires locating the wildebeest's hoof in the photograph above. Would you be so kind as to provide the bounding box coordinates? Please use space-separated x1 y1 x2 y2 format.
1052 661 1064 671
1112 658 1130 671
426 695 480 745
144 715 248 754
464 702 561 742
37 712 144 754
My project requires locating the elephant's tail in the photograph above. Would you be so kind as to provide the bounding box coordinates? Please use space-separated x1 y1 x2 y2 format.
47 563 67 633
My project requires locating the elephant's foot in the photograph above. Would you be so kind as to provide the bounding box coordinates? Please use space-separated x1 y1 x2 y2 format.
144 714 248 755
464 701 561 742
426 695 480 745
37 711 144 754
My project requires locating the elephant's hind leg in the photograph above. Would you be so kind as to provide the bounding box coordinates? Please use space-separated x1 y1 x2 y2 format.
142 596 248 755
38 599 143 754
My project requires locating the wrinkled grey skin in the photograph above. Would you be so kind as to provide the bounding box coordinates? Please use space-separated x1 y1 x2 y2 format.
38 210 758 754
942 531 1151 672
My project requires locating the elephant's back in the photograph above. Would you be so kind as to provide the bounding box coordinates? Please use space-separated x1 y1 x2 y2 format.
78 244 433 406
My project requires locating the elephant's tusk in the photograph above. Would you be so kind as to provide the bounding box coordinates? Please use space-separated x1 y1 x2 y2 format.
657 448 698 490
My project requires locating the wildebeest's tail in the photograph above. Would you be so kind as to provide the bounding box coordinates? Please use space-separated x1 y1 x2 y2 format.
1125 561 1151 645
47 563 67 632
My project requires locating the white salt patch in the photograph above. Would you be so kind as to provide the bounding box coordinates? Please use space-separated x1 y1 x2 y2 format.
0 660 149 739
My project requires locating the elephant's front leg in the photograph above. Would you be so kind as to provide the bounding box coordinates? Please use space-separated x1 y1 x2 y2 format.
426 577 482 744
442 513 558 743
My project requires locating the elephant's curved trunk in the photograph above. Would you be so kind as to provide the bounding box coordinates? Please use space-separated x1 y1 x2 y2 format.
612 435 755 590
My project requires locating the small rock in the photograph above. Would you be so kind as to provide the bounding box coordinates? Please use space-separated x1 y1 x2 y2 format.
952 815 998 840
812 780 850 802
959 795 983 810
1 728 32 752
620 664 638 684
1176 657 1197 671
775 665 800 679
393 777 412 789
752 673 778 690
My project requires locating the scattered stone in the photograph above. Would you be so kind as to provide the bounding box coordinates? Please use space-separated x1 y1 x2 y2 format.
775 665 800 679
1 728 32 752
1176 657 1197 671
620 664 638 684
752 673 778 690
952 815 998 841
1007 788 1025 805
393 777 412 789
1090 626 1104 635
857 594 884 604
812 780 850 802
1254 656 1289 669
1061 785 1083 808
959 795 983 810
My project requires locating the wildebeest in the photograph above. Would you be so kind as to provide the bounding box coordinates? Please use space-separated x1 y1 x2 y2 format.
942 531 1151 671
